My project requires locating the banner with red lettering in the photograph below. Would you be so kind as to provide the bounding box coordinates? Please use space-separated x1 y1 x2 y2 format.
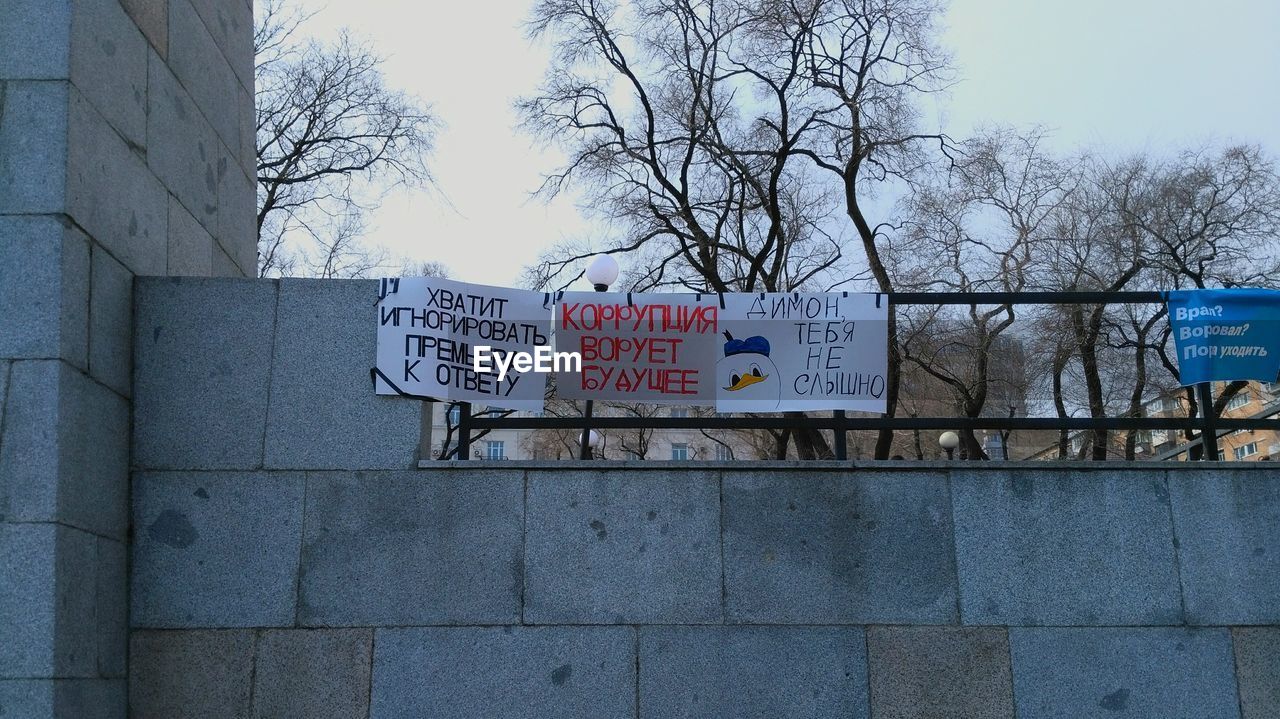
374 277 552 410
715 292 888 413
555 292 720 404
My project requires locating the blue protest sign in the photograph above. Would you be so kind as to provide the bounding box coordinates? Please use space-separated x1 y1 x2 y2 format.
1166 288 1280 386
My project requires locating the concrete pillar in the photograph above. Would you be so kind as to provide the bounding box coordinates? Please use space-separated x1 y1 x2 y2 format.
0 0 256 715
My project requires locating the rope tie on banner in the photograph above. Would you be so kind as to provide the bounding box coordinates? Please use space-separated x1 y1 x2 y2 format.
718 293 726 309
627 292 634 307
875 293 882 308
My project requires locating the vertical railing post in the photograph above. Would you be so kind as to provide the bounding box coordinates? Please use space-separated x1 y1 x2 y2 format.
457 401 473 460
579 400 594 460
1196 382 1218 460
833 410 847 460
578 276 610 461
419 400 435 462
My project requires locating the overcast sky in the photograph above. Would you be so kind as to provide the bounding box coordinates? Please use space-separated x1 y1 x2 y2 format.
293 0 1280 288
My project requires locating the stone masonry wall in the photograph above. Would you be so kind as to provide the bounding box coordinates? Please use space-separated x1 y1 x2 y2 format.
0 2 255 716
125 278 1280 718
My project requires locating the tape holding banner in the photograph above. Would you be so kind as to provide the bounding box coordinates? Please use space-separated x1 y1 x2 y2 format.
1166 288 1280 386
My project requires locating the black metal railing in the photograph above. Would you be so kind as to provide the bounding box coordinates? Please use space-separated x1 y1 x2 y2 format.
438 291 1280 461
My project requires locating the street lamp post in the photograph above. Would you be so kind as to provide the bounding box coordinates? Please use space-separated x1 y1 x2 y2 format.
939 431 960 461
580 255 619 459
586 254 619 291
586 429 603 460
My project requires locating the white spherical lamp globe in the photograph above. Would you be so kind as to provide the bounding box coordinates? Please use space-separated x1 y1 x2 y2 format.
588 429 603 449
585 255 620 290
938 431 960 451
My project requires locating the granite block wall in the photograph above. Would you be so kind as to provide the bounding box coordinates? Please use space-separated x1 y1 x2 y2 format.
125 462 1280 719
0 1 255 716
122 277 1280 718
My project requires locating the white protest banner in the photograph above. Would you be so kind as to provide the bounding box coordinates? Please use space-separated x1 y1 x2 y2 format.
374 276 552 411
715 292 888 413
555 292 719 404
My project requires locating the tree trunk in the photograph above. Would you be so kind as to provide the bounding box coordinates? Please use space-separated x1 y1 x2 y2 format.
772 428 792 459
844 185 898 460
1071 306 1108 460
1052 347 1070 459
874 308 901 459
1183 387 1203 460
790 417 835 460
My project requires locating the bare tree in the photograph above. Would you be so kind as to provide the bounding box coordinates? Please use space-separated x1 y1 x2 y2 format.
520 0 955 458
520 0 850 458
1021 145 1280 460
520 0 853 292
254 0 437 277
400 260 452 278
892 128 1066 458
1133 144 1280 456
785 0 954 458
1021 154 1149 459
610 403 663 459
1104 300 1174 459
1136 145 1280 290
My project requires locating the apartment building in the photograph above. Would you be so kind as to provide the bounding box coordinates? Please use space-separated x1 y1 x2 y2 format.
1144 380 1280 461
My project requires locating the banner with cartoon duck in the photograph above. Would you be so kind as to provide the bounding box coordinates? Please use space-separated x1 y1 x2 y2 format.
714 292 888 413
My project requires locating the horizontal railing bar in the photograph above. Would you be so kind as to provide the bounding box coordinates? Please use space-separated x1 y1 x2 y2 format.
889 291 1166 305
469 416 1280 431
451 291 1271 460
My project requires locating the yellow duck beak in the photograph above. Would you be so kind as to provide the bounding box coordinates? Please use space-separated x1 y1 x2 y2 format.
724 372 767 392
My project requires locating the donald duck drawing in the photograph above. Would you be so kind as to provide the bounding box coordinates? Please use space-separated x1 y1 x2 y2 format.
717 331 781 410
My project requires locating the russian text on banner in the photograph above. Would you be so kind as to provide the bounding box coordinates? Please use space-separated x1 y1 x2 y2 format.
1167 288 1280 386
715 292 888 413
554 292 720 404
375 276 552 411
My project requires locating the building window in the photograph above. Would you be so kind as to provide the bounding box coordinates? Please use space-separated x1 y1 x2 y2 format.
447 405 461 425
1234 442 1258 461
715 444 733 461
1217 450 1226 461
671 443 689 460
670 407 689 418
485 440 505 460
1225 392 1250 411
